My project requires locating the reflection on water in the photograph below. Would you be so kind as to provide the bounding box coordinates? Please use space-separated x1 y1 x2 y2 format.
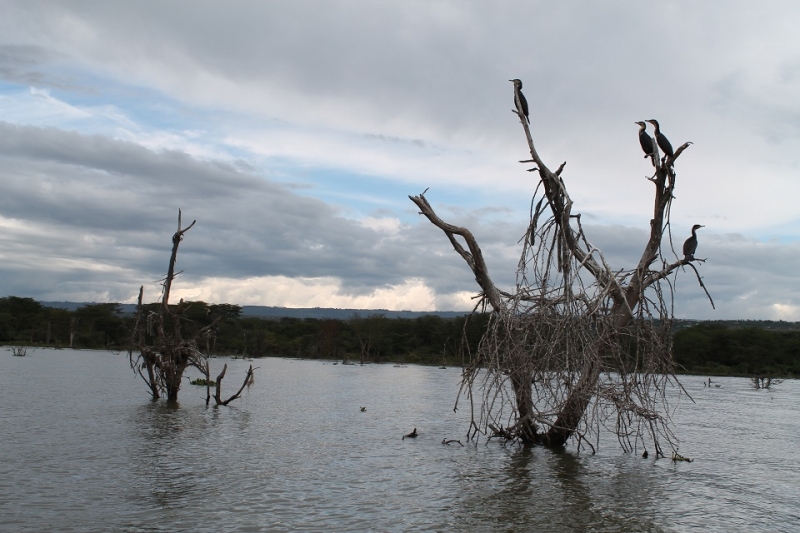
131 402 208 512
1 349 798 532
452 446 666 532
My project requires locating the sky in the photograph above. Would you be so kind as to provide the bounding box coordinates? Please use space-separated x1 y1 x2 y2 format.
0 1 798 320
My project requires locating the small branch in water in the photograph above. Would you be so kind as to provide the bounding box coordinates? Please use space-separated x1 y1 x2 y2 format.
672 451 693 462
214 364 256 406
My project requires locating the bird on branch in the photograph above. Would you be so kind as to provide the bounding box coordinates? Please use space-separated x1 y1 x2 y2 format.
683 224 704 260
646 119 674 159
510 79 529 124
636 121 656 166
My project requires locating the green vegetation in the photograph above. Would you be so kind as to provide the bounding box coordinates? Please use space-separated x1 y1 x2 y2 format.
0 296 488 366
2 296 798 376
673 322 800 377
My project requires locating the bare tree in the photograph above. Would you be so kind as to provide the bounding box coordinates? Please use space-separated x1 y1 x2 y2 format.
751 375 782 390
410 89 713 453
128 210 254 405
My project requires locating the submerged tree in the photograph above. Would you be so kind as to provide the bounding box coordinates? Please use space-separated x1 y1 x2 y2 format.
128 211 254 405
410 86 713 454
751 375 782 390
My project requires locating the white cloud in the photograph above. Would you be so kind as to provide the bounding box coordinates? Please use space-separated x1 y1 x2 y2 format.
358 217 401 235
168 275 440 311
770 303 800 322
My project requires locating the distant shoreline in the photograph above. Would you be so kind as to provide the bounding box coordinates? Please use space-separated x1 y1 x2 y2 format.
39 301 469 320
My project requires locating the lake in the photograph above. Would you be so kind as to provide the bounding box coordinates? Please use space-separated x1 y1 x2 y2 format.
1 348 797 532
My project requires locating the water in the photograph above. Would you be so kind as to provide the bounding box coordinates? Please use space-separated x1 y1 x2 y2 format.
1 348 798 532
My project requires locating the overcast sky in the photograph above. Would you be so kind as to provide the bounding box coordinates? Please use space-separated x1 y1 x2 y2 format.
0 1 798 320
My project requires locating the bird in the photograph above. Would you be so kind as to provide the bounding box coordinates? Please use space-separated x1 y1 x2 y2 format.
636 121 655 165
402 428 418 440
646 119 674 158
360 406 366 412
509 79 529 123
683 224 704 260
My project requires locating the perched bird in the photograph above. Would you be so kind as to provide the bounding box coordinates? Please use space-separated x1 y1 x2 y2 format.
636 121 655 164
683 224 704 260
646 119 674 158
509 79 529 123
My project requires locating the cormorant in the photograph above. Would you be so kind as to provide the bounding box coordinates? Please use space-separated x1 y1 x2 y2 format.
636 121 655 164
646 119 674 158
402 428 418 440
510 79 529 123
683 224 704 260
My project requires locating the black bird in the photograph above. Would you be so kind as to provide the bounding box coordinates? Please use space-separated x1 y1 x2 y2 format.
636 121 655 164
646 119 674 158
683 224 704 260
510 79 529 123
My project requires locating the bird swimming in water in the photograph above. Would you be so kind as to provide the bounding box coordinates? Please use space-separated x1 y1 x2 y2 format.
683 224 704 260
646 119 674 158
636 121 655 165
510 79 529 124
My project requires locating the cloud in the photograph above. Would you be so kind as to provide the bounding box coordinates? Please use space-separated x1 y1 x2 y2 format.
169 275 440 312
0 1 798 320
0 122 493 303
0 120 798 318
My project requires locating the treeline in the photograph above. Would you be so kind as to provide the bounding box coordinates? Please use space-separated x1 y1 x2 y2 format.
2 296 799 375
0 296 487 365
673 323 800 377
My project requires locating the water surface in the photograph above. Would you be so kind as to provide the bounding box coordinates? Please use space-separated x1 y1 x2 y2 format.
1 349 797 532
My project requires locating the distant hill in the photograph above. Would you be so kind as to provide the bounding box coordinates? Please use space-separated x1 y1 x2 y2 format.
39 301 468 320
238 306 467 320
36 301 800 329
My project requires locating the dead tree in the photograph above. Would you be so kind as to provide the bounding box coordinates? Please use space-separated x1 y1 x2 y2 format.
410 88 713 453
128 210 254 405
752 375 782 390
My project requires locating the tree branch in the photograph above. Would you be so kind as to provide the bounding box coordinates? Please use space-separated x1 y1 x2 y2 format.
214 364 256 406
409 193 504 311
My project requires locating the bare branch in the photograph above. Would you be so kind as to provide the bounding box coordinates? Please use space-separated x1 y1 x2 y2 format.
214 364 256 406
411 83 710 451
409 192 504 311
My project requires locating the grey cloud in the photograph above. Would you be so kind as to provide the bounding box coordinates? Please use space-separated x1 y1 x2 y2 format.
0 2 716 135
0 122 796 318
0 123 482 301
0 1 798 319
0 44 56 85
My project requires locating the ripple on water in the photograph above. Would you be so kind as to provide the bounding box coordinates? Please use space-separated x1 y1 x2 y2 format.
1 351 798 532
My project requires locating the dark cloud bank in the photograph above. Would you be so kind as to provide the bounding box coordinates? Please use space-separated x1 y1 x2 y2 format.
1 122 797 319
